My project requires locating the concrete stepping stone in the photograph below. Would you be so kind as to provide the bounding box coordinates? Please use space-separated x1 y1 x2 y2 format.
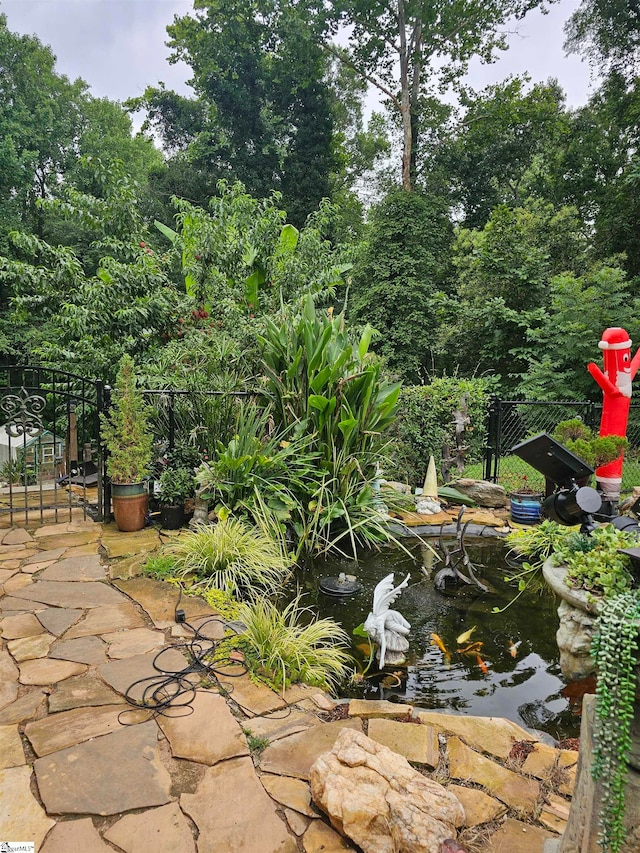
447 784 507 826
0 723 26 768
24 548 66 564
25 703 146 756
302 819 356 852
181 756 297 853
99 648 197 704
1 528 34 545
102 525 161 558
0 765 55 849
367 718 439 767
103 626 165 659
447 736 541 815
34 529 100 551
158 691 249 765
486 817 556 851
417 711 537 761
245 709 321 743
37 555 106 581
0 612 45 639
50 635 108 665
113 577 215 627
259 719 362 780
37 607 84 636
19 658 87 685
12 580 128 609
34 721 172 815
62 602 146 638
261 774 317 817
8 632 56 662
49 671 123 712
0 648 19 710
41 817 113 852
0 689 47 724
0 567 20 583
104 802 197 853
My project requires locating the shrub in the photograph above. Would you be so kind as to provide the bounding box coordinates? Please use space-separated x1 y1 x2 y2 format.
101 355 153 483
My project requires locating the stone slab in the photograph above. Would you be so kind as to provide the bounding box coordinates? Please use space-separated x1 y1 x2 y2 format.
113 576 215 627
104 802 197 853
226 673 287 716
417 711 537 761
37 607 84 636
0 567 20 583
1 528 34 545
3 573 34 593
285 809 310 836
486 817 556 852
62 602 146 638
33 521 97 538
0 689 46 724
0 543 26 554
0 723 25 768
63 542 101 557
157 690 249 765
25 547 66 564
19 658 87 685
0 612 45 639
49 670 123 712
447 736 540 816
245 709 321 743
7 632 55 661
181 756 297 853
522 742 561 779
37 555 106 581
50 635 108 665
102 526 161 558
12 580 127 609
261 774 317 817
0 765 55 849
99 649 197 703
0 559 22 570
259 719 363 780
0 595 45 612
348 698 414 719
0 648 19 710
34 721 172 815
22 560 56 574
34 529 101 550
302 819 356 852
103 627 165 659
25 703 145 756
41 817 114 852
367 718 439 767
448 784 507 827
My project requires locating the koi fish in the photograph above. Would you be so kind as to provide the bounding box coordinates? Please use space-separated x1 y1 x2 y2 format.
458 641 483 656
508 639 522 658
476 654 489 674
456 626 477 645
430 633 448 654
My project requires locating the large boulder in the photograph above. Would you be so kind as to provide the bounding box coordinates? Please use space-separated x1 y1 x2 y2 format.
448 479 508 508
309 728 464 853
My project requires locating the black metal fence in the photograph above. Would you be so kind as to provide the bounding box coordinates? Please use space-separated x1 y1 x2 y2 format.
483 397 640 494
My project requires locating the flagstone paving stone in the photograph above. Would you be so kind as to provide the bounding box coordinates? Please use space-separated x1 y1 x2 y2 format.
245 709 322 743
259 719 363 780
33 521 98 538
102 526 161 558
0 558 22 570
0 612 46 639
486 817 556 851
99 648 197 703
285 808 311 836
34 721 172 815
226 672 288 716
0 764 56 849
158 691 249 765
63 541 101 557
0 723 25 768
0 647 19 710
48 670 123 712
0 689 46 724
260 774 318 817
522 742 561 779
36 607 84 636
302 818 356 852
417 711 537 761
49 635 108 665
7 632 56 662
0 567 20 583
34 529 101 550
347 698 414 719
447 784 507 826
1 528 34 545
19 658 87 685
40 817 113 853
62 601 146 638
3 573 34 593
113 576 215 627
25 704 147 756
0 542 27 554
104 802 197 853
109 553 148 580
25 548 66 564
181 756 298 853
37 555 106 581
22 560 57 574
102 626 165 659
0 594 46 611
367 717 439 767
13 579 128 609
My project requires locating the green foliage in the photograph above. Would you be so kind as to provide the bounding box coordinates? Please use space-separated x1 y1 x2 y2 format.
552 419 628 469
101 356 153 484
387 377 496 485
591 590 640 853
236 595 352 693
143 554 179 580
552 525 638 598
157 467 195 505
168 519 293 596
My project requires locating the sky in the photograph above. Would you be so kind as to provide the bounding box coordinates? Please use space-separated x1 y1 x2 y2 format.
0 0 596 112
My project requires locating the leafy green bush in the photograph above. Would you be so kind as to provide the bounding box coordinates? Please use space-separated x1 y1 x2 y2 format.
552 525 638 598
553 419 628 469
157 467 195 505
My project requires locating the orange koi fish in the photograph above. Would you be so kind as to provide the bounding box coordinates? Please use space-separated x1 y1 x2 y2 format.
431 633 451 665
508 639 522 658
458 641 483 657
476 654 489 674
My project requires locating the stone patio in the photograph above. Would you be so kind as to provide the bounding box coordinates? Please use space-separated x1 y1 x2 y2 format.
0 520 576 852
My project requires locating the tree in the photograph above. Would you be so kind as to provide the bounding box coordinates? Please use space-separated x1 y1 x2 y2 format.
565 0 640 82
325 0 557 191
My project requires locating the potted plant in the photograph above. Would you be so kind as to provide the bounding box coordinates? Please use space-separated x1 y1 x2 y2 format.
101 355 153 532
157 467 195 529
510 474 544 524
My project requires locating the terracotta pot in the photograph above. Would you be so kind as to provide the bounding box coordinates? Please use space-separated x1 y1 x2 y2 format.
111 482 148 532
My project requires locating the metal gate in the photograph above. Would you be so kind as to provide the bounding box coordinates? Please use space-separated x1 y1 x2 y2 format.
0 366 106 526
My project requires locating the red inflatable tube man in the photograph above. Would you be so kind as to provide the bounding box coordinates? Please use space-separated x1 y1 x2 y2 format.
587 327 640 502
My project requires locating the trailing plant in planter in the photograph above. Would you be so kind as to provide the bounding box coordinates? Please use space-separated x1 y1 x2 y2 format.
552 525 637 598
591 590 640 853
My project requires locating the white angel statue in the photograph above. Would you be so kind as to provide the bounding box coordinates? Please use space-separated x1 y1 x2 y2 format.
363 573 411 668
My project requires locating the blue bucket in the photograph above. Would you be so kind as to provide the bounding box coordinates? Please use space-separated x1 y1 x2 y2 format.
510 493 543 525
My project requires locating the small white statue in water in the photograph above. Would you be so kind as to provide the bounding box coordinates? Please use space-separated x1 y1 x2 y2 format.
364 573 411 668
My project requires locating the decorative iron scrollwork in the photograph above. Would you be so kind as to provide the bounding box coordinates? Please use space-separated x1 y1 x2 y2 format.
1 387 46 439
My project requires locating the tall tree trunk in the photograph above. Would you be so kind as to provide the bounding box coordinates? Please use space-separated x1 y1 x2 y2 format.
398 0 413 191
409 20 423 188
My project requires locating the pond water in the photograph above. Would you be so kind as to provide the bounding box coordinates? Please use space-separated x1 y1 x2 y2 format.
300 537 585 743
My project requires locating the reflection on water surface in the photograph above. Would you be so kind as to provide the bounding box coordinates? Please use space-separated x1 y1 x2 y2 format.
301 538 583 742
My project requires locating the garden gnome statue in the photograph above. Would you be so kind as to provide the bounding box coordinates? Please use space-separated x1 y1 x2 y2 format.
364 573 411 668
416 455 442 514
588 328 640 502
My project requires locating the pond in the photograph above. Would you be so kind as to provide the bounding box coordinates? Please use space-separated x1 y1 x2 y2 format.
300 537 586 743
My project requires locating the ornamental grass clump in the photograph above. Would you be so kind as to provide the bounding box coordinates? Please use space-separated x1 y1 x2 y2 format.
236 595 352 693
168 519 293 596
